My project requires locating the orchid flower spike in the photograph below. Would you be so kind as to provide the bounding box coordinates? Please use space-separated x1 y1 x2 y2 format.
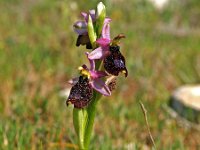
66 52 111 108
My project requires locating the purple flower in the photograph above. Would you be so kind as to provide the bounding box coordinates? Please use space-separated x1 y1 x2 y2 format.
73 10 111 49
66 53 111 108
88 34 128 77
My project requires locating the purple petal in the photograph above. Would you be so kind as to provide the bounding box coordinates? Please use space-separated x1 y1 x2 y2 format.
73 21 87 35
85 52 95 71
68 77 79 85
96 38 111 47
74 28 87 35
89 9 96 21
90 71 107 79
81 10 96 22
102 18 111 39
104 17 111 24
74 21 87 28
91 79 111 96
81 12 88 21
88 47 110 60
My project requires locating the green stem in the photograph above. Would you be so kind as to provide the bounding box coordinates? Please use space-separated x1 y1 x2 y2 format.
84 92 101 149
83 59 103 149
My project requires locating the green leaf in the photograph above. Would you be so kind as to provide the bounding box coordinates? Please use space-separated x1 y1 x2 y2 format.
73 108 88 149
84 91 102 149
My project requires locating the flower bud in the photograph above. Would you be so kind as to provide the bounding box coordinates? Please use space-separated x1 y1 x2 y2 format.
96 2 106 37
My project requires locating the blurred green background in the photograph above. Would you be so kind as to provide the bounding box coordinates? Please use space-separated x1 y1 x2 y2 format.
0 0 200 149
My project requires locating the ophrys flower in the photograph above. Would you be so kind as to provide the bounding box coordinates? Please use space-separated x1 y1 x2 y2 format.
88 34 128 77
66 53 111 108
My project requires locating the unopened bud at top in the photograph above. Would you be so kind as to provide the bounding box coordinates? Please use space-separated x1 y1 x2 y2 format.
96 2 106 37
97 2 106 18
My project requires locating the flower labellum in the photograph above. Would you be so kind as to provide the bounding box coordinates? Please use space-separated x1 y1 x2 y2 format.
76 35 92 49
67 76 93 108
104 45 128 77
